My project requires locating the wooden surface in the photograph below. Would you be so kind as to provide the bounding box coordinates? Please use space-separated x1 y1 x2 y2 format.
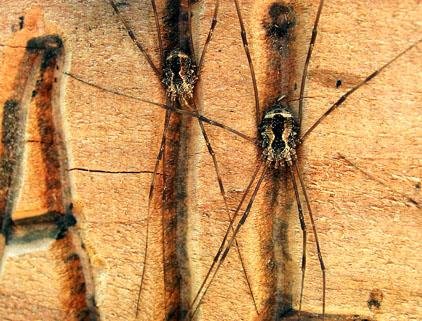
0 1 420 321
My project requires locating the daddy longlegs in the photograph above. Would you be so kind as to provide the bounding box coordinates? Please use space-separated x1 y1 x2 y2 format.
87 0 261 319
167 1 420 320
16 0 418 320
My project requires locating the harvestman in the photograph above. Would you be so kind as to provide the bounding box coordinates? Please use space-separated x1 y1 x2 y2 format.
63 0 421 319
79 0 262 317
183 1 421 320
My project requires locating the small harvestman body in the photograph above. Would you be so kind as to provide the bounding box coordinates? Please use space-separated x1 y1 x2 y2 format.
100 0 261 319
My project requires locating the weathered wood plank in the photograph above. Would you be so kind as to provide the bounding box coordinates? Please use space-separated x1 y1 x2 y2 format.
0 1 420 321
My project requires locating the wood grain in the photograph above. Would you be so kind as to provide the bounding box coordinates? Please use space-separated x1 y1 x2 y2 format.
0 1 420 321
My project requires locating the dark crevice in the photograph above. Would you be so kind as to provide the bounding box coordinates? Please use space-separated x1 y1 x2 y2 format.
163 0 193 59
262 2 299 117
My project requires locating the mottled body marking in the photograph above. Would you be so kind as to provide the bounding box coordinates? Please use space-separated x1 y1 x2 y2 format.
259 100 299 166
162 50 198 103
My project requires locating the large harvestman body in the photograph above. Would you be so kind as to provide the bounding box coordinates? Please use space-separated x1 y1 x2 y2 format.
0 1 420 321
179 2 420 321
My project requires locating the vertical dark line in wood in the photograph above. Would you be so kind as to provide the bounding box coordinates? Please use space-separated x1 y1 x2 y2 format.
160 1 195 319
161 104 184 320
0 101 22 242
163 0 194 57
260 2 299 318
53 231 99 321
30 35 65 214
0 50 38 244
28 35 99 320
262 2 298 109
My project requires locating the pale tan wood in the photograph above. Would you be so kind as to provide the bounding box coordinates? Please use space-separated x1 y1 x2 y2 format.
0 1 420 321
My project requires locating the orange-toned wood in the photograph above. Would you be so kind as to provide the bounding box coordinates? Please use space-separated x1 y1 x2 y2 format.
0 1 420 321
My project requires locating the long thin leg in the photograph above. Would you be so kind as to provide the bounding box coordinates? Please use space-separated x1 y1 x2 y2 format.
107 0 161 78
287 161 307 316
64 72 255 143
338 153 420 208
135 110 171 316
197 0 220 73
293 160 326 318
233 0 260 123
151 0 164 65
188 163 269 320
300 39 422 142
286 95 321 104
187 99 258 313
187 162 263 315
298 0 324 126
